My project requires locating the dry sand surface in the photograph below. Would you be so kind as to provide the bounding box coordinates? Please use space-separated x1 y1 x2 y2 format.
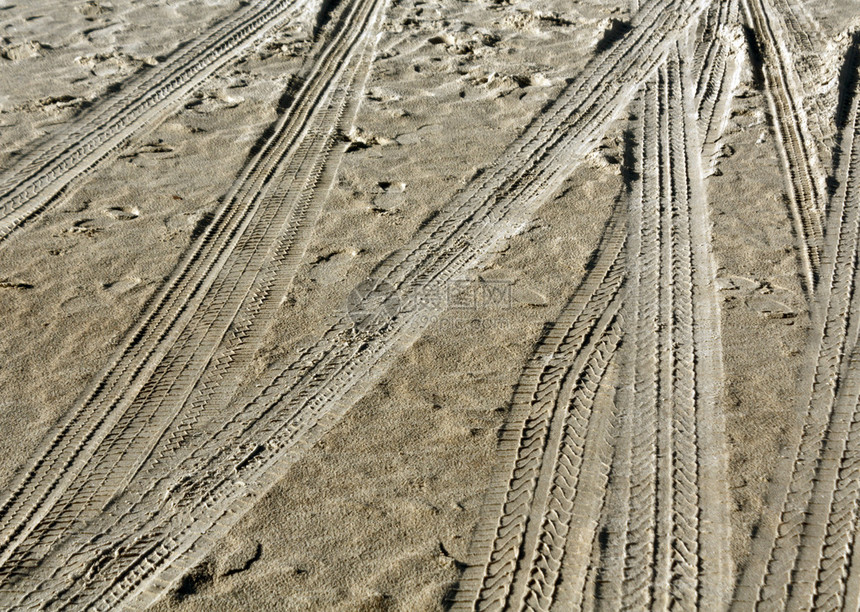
2 0 860 609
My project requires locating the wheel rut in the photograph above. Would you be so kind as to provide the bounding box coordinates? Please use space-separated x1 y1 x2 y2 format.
0 0 709 608
453 18 732 611
733 27 860 612
740 0 828 296
0 0 313 246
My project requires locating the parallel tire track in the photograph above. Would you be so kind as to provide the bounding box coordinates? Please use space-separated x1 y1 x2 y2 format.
450 207 627 612
691 0 744 171
0 0 313 245
766 0 831 152
733 31 860 612
452 29 731 610
741 0 827 295
520 321 624 612
0 0 707 608
612 48 728 611
0 0 387 603
622 76 661 611
692 0 741 143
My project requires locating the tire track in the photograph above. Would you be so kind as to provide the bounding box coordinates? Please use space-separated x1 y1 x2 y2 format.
553 347 622 612
766 0 831 153
520 321 623 612
450 207 627 612
741 0 827 296
0 0 385 597
0 0 314 245
0 0 707 608
589 328 634 612
691 0 745 170
733 33 860 612
692 0 740 140
454 29 729 610
612 48 728 611
452 34 731 611
621 73 662 612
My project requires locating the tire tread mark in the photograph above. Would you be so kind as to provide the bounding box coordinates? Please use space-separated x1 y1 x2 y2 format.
0 0 708 607
0 0 312 244
735 39 860 611
454 218 627 612
740 0 826 296
518 319 624 612
615 42 729 611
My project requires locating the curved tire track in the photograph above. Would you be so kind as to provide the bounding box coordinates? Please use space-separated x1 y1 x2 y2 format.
733 33 860 612
452 29 731 610
0 0 388 605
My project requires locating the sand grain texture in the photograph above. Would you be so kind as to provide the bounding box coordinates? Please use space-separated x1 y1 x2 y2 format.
2 0 860 609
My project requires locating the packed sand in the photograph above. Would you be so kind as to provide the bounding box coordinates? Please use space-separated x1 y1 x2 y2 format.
2 0 860 609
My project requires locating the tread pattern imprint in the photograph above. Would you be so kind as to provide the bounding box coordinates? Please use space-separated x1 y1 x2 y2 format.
8 0 860 608
0 0 721 608
453 0 740 610
733 0 860 609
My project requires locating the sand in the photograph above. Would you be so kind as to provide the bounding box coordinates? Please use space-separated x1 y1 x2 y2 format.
1 0 860 609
